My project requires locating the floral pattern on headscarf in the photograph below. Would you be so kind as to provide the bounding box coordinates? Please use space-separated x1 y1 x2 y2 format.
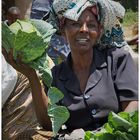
46 0 125 48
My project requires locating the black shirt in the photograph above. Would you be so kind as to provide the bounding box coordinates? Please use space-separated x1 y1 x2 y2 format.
46 46 138 131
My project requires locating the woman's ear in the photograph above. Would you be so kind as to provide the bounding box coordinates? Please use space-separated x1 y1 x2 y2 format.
59 17 67 41
98 25 103 39
98 25 103 36
60 28 67 41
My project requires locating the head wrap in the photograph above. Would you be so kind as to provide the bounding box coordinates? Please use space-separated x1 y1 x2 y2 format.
46 0 125 47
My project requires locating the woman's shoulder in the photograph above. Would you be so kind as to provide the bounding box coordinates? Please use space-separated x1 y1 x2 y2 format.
95 45 131 61
107 46 130 55
105 46 135 70
103 46 132 60
51 60 68 77
95 45 133 69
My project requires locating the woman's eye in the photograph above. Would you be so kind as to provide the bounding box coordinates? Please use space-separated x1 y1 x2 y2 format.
66 22 80 28
88 24 96 28
71 22 80 27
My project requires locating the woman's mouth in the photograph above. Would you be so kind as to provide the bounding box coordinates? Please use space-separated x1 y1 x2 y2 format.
76 38 89 45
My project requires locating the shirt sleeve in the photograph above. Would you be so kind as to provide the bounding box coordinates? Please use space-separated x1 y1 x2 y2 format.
113 49 138 102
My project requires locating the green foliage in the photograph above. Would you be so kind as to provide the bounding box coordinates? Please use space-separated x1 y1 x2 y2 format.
2 19 56 87
120 0 138 12
2 22 15 52
48 87 64 105
123 10 138 26
29 53 53 87
84 111 138 140
30 19 57 44
48 87 70 136
2 20 70 135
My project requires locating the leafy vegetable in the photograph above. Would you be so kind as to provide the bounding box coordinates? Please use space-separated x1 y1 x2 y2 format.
30 19 56 44
2 22 15 52
48 87 64 105
84 111 138 140
9 20 46 62
48 87 70 136
2 19 56 87
2 19 70 135
29 52 53 87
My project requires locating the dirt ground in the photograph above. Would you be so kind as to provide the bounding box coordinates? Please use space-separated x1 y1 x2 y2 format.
123 24 138 40
123 24 138 52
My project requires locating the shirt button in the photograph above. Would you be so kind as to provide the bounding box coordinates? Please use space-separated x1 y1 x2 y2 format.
84 95 90 99
91 109 97 115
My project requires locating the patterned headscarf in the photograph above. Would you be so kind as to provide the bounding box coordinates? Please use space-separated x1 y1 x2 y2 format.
47 0 125 47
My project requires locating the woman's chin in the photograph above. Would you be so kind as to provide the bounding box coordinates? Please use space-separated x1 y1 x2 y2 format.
77 44 92 51
72 45 92 54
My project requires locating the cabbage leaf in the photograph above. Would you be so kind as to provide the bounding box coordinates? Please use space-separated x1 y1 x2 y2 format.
84 111 138 140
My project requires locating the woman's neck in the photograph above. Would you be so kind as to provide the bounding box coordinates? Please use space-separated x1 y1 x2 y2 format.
71 49 93 71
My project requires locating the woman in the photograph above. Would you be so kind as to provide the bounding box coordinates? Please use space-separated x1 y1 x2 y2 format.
3 0 138 137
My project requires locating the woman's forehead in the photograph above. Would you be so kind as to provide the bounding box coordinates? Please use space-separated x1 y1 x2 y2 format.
78 9 97 20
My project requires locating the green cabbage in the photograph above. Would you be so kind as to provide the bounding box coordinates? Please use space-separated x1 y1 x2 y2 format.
84 111 138 140
2 19 56 86
48 87 70 136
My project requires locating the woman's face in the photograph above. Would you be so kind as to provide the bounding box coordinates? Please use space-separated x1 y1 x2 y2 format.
63 9 102 53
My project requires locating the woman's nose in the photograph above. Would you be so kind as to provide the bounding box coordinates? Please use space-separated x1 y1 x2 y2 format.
80 23 89 33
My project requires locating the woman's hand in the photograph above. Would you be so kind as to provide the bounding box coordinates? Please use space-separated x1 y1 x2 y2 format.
121 101 138 112
2 48 36 79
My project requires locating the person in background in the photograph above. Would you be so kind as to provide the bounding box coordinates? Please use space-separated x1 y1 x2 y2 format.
100 4 138 69
125 23 139 69
127 24 138 48
3 0 138 139
30 0 53 19
5 6 21 26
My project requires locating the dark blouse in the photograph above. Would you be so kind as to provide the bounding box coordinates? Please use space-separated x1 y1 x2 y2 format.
45 46 138 131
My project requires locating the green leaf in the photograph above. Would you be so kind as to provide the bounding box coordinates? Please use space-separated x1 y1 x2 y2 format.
42 71 52 88
94 132 115 140
84 131 95 140
2 23 15 52
103 123 113 133
30 19 56 44
48 104 70 136
10 19 36 34
108 112 132 131
29 53 53 87
47 87 70 135
14 30 46 62
48 87 64 105
114 131 135 140
9 20 47 62
130 111 138 123
118 112 130 122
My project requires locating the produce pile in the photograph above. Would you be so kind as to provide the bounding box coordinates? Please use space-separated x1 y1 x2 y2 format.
84 111 138 140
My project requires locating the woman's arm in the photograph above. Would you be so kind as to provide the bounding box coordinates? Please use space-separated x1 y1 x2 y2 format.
28 71 52 130
2 48 52 130
121 101 138 112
